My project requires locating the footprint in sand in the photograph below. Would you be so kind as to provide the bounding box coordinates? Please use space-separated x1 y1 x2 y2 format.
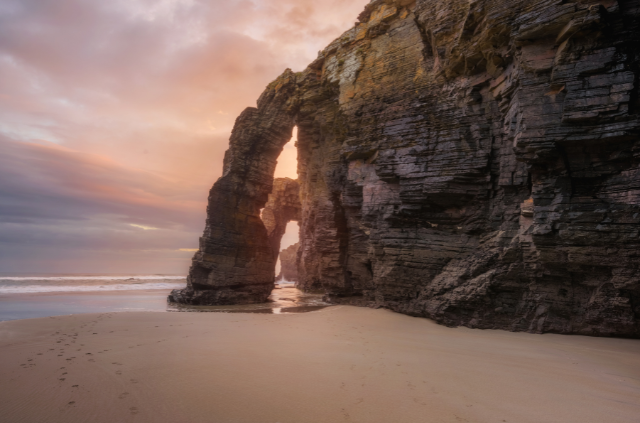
118 392 129 399
129 407 139 415
115 370 123 375
413 397 427 406
130 379 139 384
68 401 75 406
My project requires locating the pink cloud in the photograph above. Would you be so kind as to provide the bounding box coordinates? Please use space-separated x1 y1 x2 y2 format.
0 0 370 273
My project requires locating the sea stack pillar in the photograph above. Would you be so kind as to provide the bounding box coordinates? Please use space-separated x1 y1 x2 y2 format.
169 70 298 305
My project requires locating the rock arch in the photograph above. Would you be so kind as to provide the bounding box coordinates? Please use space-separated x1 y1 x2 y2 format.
263 177 302 284
169 70 300 305
262 177 301 262
169 0 640 337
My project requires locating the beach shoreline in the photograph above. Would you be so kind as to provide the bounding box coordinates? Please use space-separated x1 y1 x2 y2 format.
0 288 175 298
1 306 639 423
0 290 173 322
0 284 316 322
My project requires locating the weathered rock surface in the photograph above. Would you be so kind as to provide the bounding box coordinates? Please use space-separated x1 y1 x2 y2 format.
277 243 300 282
174 0 640 337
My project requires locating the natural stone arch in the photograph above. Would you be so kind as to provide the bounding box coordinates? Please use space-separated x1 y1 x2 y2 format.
261 177 301 262
262 177 302 283
169 70 300 305
169 0 640 336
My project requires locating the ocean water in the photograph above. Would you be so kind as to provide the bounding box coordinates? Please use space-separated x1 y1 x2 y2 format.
0 274 186 294
0 275 325 321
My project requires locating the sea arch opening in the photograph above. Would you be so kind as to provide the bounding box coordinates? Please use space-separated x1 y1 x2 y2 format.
264 126 301 285
259 125 326 312
169 69 303 306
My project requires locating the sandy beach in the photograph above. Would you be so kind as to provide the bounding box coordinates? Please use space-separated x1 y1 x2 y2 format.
1 306 639 423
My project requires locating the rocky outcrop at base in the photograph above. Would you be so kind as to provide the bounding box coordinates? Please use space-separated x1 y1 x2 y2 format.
167 283 274 306
173 0 640 337
169 173 302 304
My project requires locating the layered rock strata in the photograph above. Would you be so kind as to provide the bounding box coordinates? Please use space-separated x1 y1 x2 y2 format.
173 0 640 336
276 243 300 282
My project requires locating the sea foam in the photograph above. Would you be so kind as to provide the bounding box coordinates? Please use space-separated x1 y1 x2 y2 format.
0 275 186 294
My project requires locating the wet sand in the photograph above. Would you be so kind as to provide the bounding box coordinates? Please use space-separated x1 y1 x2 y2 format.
0 306 639 423
0 290 171 321
0 284 328 321
0 285 327 321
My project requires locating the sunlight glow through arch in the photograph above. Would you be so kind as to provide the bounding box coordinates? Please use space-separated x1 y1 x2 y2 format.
273 126 298 179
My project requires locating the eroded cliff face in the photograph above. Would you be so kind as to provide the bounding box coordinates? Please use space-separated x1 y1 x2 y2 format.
173 0 640 336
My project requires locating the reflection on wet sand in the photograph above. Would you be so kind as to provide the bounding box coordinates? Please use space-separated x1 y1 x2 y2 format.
167 283 330 314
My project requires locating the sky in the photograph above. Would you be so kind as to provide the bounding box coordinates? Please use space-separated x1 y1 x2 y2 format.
0 0 369 275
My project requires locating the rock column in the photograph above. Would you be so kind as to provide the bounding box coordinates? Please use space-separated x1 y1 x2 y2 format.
169 71 299 305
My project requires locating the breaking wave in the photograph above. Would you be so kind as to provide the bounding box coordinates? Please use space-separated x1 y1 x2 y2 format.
0 275 186 294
